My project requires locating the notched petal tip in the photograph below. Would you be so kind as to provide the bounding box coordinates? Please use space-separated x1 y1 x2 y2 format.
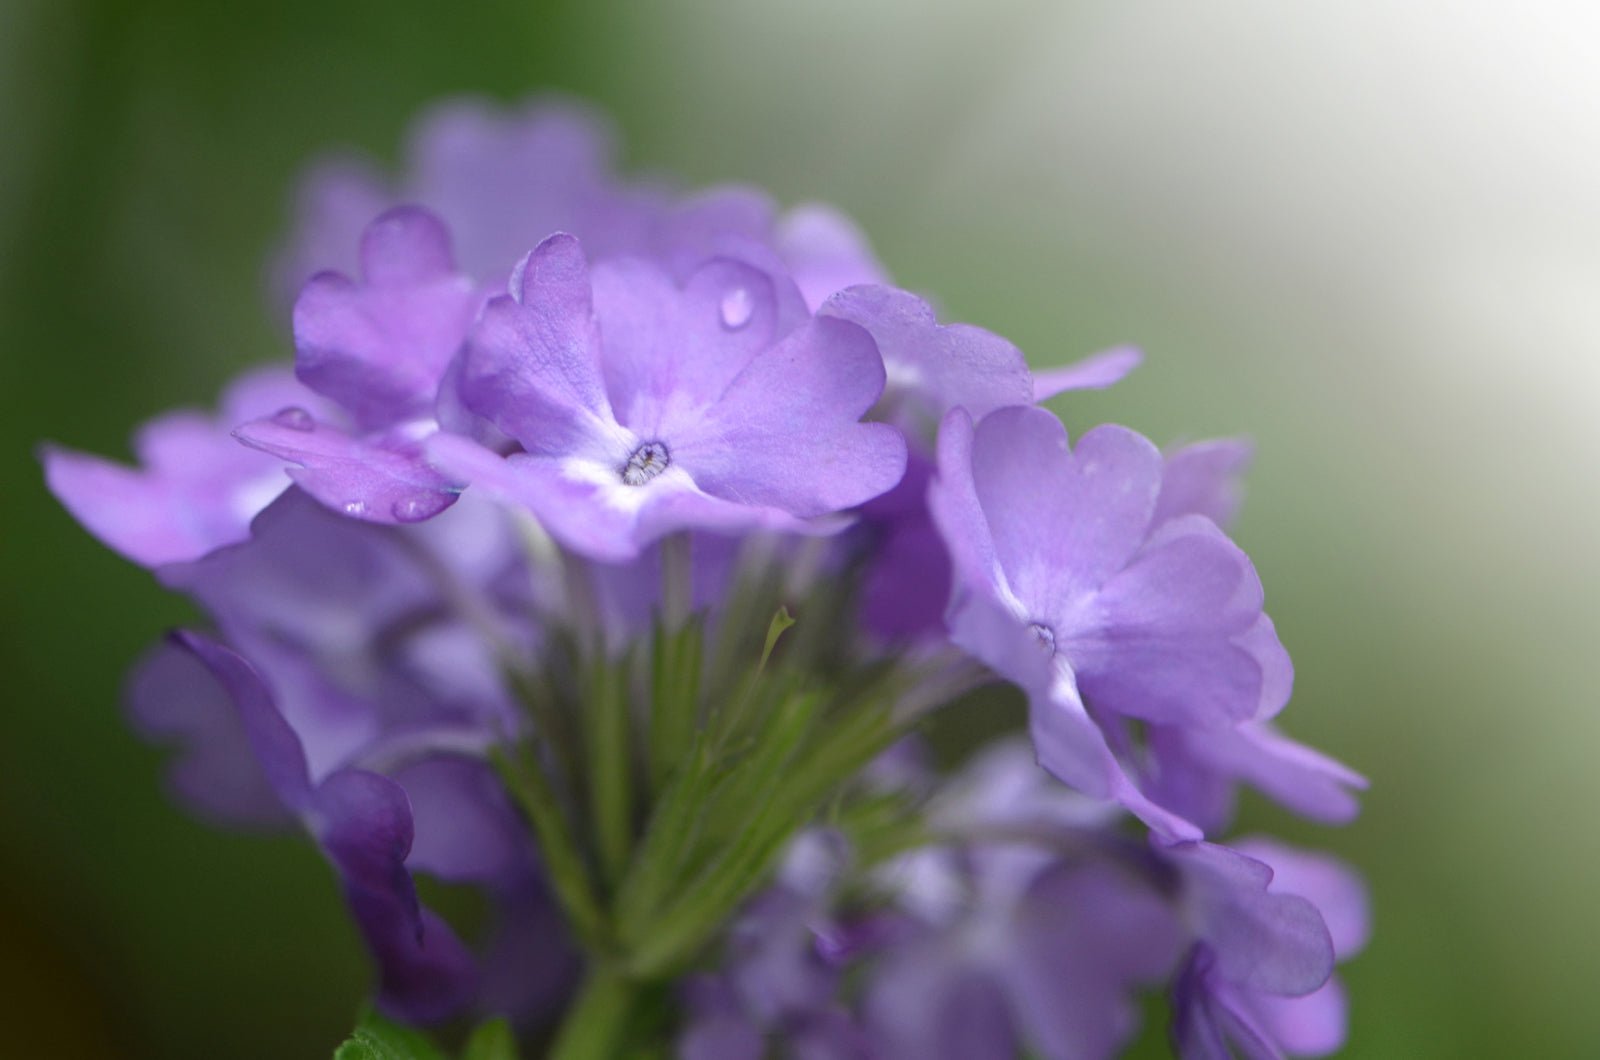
359 204 459 286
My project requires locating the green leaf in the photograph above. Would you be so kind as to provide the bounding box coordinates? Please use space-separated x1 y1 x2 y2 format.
491 745 610 949
332 1009 446 1060
460 1018 518 1060
547 966 640 1060
586 653 634 887
614 735 712 944
648 616 704 791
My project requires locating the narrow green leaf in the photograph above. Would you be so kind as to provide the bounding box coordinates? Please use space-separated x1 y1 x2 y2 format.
491 745 610 949
648 616 703 792
627 692 817 976
547 965 639 1060
615 735 712 944
587 654 634 887
460 1019 518 1060
331 1009 446 1060
707 607 797 753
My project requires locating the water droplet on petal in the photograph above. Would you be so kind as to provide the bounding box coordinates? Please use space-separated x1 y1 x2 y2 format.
720 286 753 330
343 500 368 517
391 495 441 523
271 406 315 431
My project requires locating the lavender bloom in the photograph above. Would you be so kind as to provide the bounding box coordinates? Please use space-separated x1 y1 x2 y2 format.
1168 839 1361 1059
928 404 1292 837
237 207 481 524
130 489 574 1022
825 287 1139 647
1135 438 1366 833
43 89 1366 1057
679 832 873 1060
276 96 886 313
820 284 1141 444
41 367 332 567
1218 839 1369 1058
864 744 1183 1060
165 631 480 1022
430 234 906 561
152 489 529 782
274 96 660 297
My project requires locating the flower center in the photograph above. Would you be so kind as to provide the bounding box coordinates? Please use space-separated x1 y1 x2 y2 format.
621 441 671 486
1028 622 1057 656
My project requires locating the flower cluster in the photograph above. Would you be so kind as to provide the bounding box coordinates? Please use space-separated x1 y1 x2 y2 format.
44 97 1366 1058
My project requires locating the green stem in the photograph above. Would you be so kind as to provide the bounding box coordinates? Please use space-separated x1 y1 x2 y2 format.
659 532 693 633
547 965 638 1060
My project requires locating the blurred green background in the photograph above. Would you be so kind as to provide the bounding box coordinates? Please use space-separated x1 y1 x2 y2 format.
3 1 1593 1056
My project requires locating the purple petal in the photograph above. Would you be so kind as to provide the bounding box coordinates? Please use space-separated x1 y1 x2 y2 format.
313 768 417 903
477 874 580 1024
1230 839 1370 959
971 411 1162 621
592 255 803 437
271 153 391 308
1248 975 1350 1057
41 365 333 567
857 458 952 644
1031 345 1142 399
1029 682 1202 841
404 96 643 282
293 207 481 431
1170 842 1335 998
1155 438 1254 530
125 640 293 826
1066 516 1277 727
673 315 907 517
234 413 458 524
170 631 313 809
822 285 1032 425
865 941 1018 1060
459 234 620 456
393 756 527 886
313 767 480 1022
1159 722 1366 827
927 408 1001 600
1006 861 1183 1060
777 203 888 311
425 439 636 561
1171 944 1279 1060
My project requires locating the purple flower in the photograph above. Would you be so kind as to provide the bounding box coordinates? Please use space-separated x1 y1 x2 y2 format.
678 832 872 1060
1168 839 1361 1059
274 96 661 298
275 97 886 314
820 285 1141 443
237 207 480 525
429 234 906 561
1132 438 1366 833
41 367 332 567
863 744 1182 1060
163 631 480 1022
928 405 1291 836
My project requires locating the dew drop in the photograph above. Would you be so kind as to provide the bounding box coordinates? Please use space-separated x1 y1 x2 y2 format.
720 286 753 330
621 440 671 486
1028 622 1057 656
391 495 440 523
271 406 315 431
343 500 368 517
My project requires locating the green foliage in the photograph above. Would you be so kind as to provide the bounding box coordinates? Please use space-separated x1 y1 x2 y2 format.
331 1013 521 1060
459 1019 518 1060
332 1010 446 1060
487 535 926 1053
